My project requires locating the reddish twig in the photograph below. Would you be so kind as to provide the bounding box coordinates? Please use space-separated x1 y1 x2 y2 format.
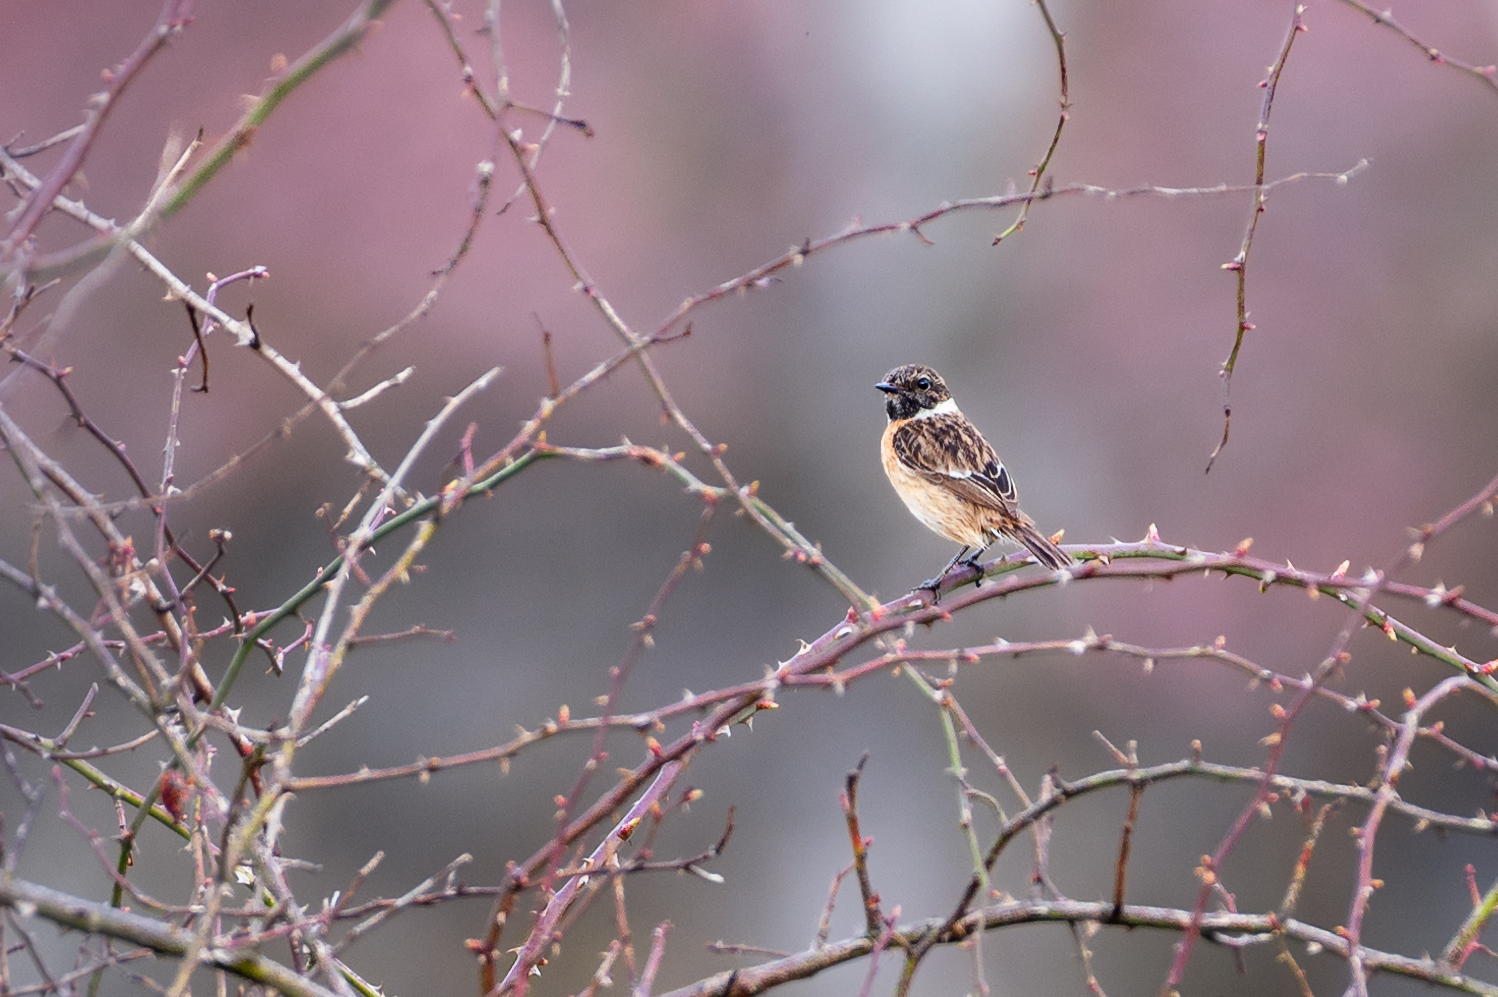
1165 470 1498 991
6 348 243 643
840 753 882 937
857 910 901 997
654 895 1496 997
652 166 1365 345
1280 802 1337 919
1206 3 1309 472
1111 776 1143 920
537 315 561 397
991 0 1069 245
509 504 717 993
490 761 688 995
1444 867 1498 969
814 863 856 950
637 922 672 997
0 0 195 264
1336 0 1498 93
1344 676 1498 995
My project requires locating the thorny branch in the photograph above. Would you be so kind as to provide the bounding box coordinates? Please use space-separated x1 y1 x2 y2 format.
1206 3 1309 473
1163 470 1498 994
840 754 883 938
656 897 1498 997
1 3 1495 997
1336 0 1498 93
0 0 195 265
991 0 1069 245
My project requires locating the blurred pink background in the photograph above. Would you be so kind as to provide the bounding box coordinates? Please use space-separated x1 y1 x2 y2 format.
2 2 1497 994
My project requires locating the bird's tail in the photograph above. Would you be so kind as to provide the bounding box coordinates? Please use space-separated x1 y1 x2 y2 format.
1011 520 1073 569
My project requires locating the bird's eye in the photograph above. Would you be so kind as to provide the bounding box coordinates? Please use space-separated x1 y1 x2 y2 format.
916 377 931 390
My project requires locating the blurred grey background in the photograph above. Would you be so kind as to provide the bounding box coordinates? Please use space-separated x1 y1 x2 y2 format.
2 1 1497 995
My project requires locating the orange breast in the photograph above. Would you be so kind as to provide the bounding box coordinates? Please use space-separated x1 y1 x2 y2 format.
881 421 990 548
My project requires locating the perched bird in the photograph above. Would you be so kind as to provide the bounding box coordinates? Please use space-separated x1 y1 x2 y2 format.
877 363 1072 593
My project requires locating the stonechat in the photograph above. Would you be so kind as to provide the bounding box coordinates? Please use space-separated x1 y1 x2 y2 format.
877 364 1072 594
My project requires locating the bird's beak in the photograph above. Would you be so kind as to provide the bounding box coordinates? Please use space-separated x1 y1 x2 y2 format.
875 381 897 393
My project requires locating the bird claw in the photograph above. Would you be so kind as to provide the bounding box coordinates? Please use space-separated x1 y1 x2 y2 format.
961 556 987 586
918 558 985 605
917 575 946 597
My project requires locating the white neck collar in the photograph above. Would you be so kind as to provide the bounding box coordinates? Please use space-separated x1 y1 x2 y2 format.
912 397 959 420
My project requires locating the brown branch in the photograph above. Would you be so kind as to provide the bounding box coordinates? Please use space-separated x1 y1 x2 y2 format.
1167 469 1498 990
1336 0 1498 93
652 165 1366 344
0 875 341 997
344 625 456 648
6 347 241 643
656 897 1498 997
0 0 195 264
1345 676 1498 994
813 864 856 950
638 923 672 997
1280 802 1337 918
539 317 561 397
1111 781 1143 921
512 502 717 989
840 753 882 937
992 0 1069 245
183 301 208 392
491 107 874 610
1206 3 1309 472
284 523 1498 798
489 761 688 995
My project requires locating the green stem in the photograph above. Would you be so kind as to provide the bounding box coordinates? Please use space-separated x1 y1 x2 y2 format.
161 0 401 220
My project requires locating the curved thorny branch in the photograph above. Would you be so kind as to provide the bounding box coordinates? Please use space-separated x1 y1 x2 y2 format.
1 3 1495 997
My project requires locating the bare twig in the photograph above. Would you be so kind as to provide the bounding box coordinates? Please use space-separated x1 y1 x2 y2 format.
991 0 1069 244
1111 755 1142 920
1336 0 1498 93
1206 3 1309 472
1444 870 1498 970
636 922 671 997
1166 470 1498 990
840 754 882 937
0 876 341 997
654 896 1498 997
491 762 688 994
0 0 195 264
1344 677 1498 995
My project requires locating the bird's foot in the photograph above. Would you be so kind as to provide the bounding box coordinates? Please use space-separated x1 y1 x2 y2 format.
960 555 986 587
918 560 985 604
917 574 947 603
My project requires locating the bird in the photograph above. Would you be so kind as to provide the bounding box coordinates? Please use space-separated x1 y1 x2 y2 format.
876 363 1072 595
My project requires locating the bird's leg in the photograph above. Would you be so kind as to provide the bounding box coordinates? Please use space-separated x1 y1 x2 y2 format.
919 546 971 601
960 545 990 587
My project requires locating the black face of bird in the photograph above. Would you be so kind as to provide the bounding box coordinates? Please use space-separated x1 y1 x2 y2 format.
876 364 951 421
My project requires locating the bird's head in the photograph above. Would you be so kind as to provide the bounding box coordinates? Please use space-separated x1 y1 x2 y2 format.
875 364 952 421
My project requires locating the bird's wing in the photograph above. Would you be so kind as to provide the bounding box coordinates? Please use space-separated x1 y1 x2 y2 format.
890 414 1019 514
